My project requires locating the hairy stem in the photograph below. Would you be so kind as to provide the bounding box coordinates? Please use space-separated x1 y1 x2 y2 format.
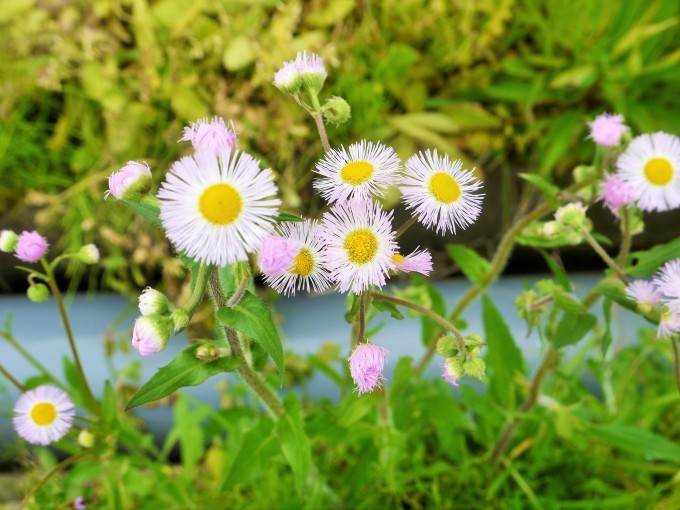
395 217 417 239
208 270 285 417
489 348 559 463
0 363 26 391
617 208 632 267
310 93 330 152
226 277 250 308
183 264 210 313
42 260 99 412
581 228 629 285
356 292 367 347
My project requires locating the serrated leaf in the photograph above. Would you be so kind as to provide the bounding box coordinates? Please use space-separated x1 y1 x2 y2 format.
371 299 404 320
482 296 525 407
121 200 162 228
276 393 311 496
628 237 680 278
217 291 284 379
552 312 597 348
447 245 491 285
125 345 241 410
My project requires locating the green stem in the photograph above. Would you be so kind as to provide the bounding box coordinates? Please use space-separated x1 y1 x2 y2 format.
0 331 55 383
226 277 249 308
183 264 210 314
0 363 26 391
581 228 629 285
208 270 285 417
370 291 466 349
395 217 417 239
18 447 104 510
413 176 598 375
41 259 99 412
617 207 632 267
356 292 367 347
309 93 330 152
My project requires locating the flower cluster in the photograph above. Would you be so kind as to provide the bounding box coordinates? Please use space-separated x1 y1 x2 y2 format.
626 258 680 338
273 51 327 95
589 113 680 215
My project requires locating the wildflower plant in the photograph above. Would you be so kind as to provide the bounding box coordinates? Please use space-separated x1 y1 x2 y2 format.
2 48 680 508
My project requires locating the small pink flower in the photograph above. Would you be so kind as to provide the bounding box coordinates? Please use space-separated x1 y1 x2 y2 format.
73 496 86 510
15 231 48 262
599 174 634 213
106 161 152 200
132 316 172 356
625 280 661 309
348 344 388 395
393 248 433 276
653 259 680 300
442 363 459 387
13 385 74 445
657 308 680 338
588 113 628 147
180 117 238 153
257 235 301 276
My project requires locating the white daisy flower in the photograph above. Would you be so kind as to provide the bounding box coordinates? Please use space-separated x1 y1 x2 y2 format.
158 149 280 266
263 220 332 296
399 149 484 235
616 132 680 212
314 141 401 204
320 199 397 294
13 385 75 445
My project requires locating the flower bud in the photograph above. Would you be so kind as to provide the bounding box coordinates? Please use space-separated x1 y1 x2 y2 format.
273 61 302 94
587 113 628 147
555 203 588 230
295 51 327 95
0 230 18 252
322 96 351 125
138 287 170 316
78 429 95 448
15 231 48 262
77 244 100 264
180 117 237 153
170 308 190 332
436 335 458 358
348 343 388 395
543 221 560 239
131 315 173 356
106 161 152 201
195 344 220 362
442 362 459 387
444 356 465 380
463 357 486 379
27 283 49 303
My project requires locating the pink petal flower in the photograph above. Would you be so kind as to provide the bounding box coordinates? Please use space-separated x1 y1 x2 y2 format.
15 231 48 262
348 344 388 395
599 174 635 214
106 161 152 200
393 248 433 276
258 235 301 276
588 113 628 147
180 117 238 153
132 316 172 356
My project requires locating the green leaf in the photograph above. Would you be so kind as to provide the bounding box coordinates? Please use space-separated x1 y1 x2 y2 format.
587 422 680 462
601 300 613 357
593 279 638 313
371 298 404 320
274 211 304 223
482 296 525 407
121 200 162 228
628 237 680 278
344 293 361 323
538 249 571 290
519 174 560 209
552 290 587 314
102 381 118 429
125 345 241 410
276 393 311 496
217 291 285 379
446 245 491 285
220 419 278 490
552 312 597 348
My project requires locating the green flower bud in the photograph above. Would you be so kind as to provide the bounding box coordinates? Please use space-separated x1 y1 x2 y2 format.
77 243 100 264
555 203 588 230
27 283 49 303
543 221 560 239
322 96 351 125
138 288 170 316
445 356 465 380
78 429 95 448
463 357 486 379
195 344 220 362
171 308 190 332
0 230 18 252
436 336 459 358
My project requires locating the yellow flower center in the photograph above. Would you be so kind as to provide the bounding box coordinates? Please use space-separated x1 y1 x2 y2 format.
429 172 461 204
344 229 378 264
199 183 243 225
340 161 374 186
31 402 57 426
392 253 405 264
643 157 673 186
291 248 314 276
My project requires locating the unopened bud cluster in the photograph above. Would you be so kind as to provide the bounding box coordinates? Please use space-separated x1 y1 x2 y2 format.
437 333 486 385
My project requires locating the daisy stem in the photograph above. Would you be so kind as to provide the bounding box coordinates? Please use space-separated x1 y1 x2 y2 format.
226 277 250 308
309 93 330 152
41 259 100 414
395 217 417 239
0 363 26 391
370 291 466 350
414 175 599 375
0 331 55 384
671 336 680 395
617 207 632 267
356 292 368 346
183 264 210 314
580 228 629 285
208 269 285 417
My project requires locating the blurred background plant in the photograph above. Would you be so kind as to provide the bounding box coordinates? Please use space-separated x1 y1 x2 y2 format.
0 0 678 296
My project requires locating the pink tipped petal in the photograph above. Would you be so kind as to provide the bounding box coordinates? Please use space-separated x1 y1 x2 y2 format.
599 174 635 213
258 235 302 276
15 231 48 262
394 248 433 276
348 344 388 394
625 280 662 308
588 113 628 147
106 161 151 200
180 117 238 153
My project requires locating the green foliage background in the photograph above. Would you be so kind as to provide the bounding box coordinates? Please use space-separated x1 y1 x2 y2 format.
0 0 678 294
